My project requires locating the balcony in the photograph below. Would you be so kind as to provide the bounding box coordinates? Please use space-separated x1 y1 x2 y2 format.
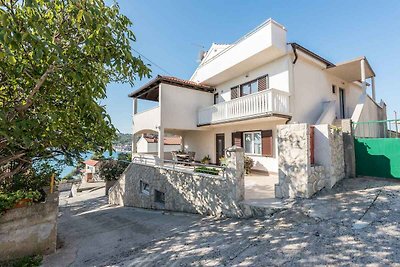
198 89 290 126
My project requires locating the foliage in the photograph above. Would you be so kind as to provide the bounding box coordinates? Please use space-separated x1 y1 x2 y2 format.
0 255 42 267
112 133 133 147
1 161 58 192
200 155 211 164
91 151 105 161
244 156 254 174
0 189 41 214
219 156 227 166
117 152 131 162
98 159 129 181
0 0 151 184
194 166 219 176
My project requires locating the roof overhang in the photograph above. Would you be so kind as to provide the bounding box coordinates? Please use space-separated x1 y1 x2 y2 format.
325 57 375 82
128 75 215 101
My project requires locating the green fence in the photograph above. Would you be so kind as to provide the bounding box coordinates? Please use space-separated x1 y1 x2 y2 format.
353 120 400 179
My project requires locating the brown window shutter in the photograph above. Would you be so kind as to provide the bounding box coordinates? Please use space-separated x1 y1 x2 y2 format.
231 86 238 99
258 76 268 91
231 132 243 147
261 130 273 157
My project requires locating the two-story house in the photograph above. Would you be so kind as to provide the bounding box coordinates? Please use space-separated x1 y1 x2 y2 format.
129 18 386 174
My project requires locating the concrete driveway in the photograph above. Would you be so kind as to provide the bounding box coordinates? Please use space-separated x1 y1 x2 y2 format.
43 177 400 266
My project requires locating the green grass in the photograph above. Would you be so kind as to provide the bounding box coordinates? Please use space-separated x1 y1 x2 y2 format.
0 255 42 267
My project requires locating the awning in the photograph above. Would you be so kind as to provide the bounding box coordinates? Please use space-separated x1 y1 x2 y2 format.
325 57 375 82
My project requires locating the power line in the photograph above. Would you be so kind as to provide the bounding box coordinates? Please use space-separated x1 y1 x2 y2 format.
131 48 173 76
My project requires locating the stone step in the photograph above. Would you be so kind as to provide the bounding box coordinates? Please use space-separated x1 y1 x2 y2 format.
239 198 290 218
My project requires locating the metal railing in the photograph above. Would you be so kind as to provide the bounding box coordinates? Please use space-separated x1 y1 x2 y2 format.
352 119 400 138
131 156 227 178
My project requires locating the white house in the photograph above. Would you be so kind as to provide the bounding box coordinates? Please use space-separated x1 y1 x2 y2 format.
129 18 386 173
136 134 182 154
82 159 100 182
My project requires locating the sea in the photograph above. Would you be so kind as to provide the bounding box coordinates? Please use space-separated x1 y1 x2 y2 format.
59 151 122 178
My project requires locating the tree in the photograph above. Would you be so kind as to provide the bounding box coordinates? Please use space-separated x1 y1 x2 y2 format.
0 0 151 183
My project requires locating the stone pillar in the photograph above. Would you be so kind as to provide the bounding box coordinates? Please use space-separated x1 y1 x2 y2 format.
158 127 164 163
340 119 356 178
225 146 245 202
131 97 138 159
275 123 312 198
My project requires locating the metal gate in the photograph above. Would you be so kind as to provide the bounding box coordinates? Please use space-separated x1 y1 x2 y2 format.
353 120 400 179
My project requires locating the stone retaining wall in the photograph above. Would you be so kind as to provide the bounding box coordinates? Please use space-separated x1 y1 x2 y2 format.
0 191 58 261
275 123 345 199
109 146 245 218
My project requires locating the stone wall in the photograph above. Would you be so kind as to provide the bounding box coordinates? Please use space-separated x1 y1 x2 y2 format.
340 119 356 178
314 124 345 188
0 191 58 261
275 123 345 199
109 146 245 218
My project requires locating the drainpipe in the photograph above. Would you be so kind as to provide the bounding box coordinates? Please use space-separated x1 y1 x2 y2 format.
290 43 298 64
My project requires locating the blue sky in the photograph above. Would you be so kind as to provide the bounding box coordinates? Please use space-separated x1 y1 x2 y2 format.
104 0 400 133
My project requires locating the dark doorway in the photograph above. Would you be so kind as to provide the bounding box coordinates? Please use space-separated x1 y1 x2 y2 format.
216 133 225 165
339 88 345 119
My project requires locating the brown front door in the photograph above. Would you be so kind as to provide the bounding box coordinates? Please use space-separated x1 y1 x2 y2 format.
216 133 225 165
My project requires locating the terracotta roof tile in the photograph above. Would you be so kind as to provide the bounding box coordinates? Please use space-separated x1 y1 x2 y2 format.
83 159 99 166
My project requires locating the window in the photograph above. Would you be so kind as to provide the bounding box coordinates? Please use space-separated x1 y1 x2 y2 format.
214 93 219 104
243 132 262 155
140 180 150 195
154 189 165 204
240 80 258 96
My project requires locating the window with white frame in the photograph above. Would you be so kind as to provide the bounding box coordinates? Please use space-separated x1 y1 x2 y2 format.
243 132 262 155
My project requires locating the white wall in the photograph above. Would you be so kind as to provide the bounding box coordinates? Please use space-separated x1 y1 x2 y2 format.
191 19 287 85
161 84 213 130
292 55 365 124
214 55 290 104
133 106 160 134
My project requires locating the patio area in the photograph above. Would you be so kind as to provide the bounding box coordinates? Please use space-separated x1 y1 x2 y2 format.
244 171 285 209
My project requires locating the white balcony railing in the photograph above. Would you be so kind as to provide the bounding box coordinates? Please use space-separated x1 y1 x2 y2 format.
198 88 290 125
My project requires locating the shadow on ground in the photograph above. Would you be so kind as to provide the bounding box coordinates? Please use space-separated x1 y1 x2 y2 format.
44 177 400 266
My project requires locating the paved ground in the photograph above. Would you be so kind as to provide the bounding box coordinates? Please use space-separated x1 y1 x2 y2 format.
43 177 400 266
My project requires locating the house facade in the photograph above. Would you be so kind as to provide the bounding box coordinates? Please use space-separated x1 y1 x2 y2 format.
129 19 386 173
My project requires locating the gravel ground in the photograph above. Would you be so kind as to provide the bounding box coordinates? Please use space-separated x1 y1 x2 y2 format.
43 177 400 267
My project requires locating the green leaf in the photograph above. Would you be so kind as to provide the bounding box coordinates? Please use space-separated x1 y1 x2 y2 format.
77 9 84 23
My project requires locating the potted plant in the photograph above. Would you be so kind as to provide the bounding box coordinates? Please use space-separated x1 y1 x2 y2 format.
244 156 254 174
219 156 228 166
201 155 211 164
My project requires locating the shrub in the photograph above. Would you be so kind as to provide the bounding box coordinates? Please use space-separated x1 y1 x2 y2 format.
117 153 132 162
0 190 42 214
99 159 129 181
244 156 254 174
194 166 219 176
200 155 211 164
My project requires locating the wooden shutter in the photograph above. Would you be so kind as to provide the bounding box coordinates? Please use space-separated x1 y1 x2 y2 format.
231 86 238 99
258 75 268 91
261 130 273 157
231 132 243 147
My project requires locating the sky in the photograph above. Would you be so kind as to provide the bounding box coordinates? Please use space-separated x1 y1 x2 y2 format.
103 0 400 133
